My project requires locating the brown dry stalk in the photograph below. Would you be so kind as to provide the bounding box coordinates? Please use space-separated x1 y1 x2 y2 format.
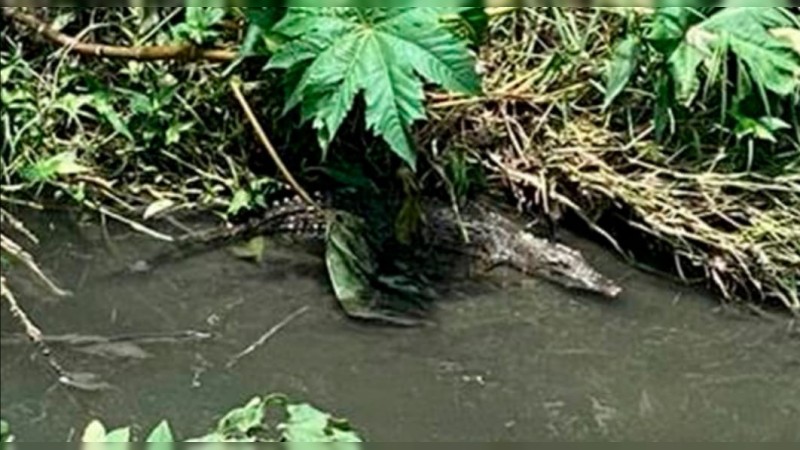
3 7 237 62
229 78 320 211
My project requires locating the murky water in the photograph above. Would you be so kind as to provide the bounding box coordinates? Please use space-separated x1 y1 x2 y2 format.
1 211 798 442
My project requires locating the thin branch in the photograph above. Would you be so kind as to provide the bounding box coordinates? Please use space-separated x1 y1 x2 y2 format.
1 276 71 383
0 234 71 298
3 7 237 62
230 78 321 211
226 306 309 369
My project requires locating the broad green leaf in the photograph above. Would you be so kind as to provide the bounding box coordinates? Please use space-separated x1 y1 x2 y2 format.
216 396 266 438
242 8 287 56
668 33 707 105
81 420 107 442
646 7 702 54
603 35 640 109
269 8 482 168
146 420 174 443
104 427 131 442
280 404 362 443
700 8 800 96
325 211 376 316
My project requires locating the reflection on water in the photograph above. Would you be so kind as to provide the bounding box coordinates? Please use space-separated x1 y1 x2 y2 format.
1 213 798 442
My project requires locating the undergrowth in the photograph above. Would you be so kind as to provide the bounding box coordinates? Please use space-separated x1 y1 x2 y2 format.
1 6 798 321
432 7 799 312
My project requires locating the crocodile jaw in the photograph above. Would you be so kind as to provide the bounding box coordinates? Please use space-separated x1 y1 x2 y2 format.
517 234 623 298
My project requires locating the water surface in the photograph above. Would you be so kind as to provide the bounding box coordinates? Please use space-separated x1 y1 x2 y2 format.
1 212 798 441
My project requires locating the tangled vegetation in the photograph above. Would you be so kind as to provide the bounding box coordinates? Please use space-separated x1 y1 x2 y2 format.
1 4 798 442
12 6 798 311
1 6 798 323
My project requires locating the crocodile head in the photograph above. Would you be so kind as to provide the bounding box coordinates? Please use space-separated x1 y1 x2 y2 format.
518 234 623 298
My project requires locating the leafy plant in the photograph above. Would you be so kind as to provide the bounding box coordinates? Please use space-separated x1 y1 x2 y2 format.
21 151 90 183
603 7 800 149
172 7 226 45
71 394 361 443
266 7 483 169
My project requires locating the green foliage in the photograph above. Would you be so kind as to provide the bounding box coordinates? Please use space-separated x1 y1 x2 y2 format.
21 151 90 183
1 420 12 442
603 7 800 171
80 420 130 442
145 421 175 442
325 211 378 317
65 394 362 442
266 7 483 168
172 7 227 45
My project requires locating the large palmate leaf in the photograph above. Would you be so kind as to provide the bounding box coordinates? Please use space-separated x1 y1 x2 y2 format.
651 7 800 105
267 8 483 168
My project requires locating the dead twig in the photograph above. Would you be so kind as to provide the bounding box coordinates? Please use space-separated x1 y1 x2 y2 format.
0 234 71 297
226 306 310 369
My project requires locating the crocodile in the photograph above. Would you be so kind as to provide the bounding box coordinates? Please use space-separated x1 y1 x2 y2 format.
129 190 621 299
192 192 623 299
420 200 622 298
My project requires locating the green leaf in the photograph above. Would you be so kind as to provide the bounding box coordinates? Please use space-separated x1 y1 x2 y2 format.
325 211 376 317
700 8 800 97
104 427 131 442
242 8 287 55
215 396 266 438
652 7 800 106
22 151 90 182
603 35 640 109
733 114 791 142
146 420 174 442
228 189 252 215
1 420 12 442
81 420 107 442
280 403 362 442
269 7 482 168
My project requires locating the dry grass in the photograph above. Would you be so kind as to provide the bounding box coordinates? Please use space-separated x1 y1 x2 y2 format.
429 8 799 314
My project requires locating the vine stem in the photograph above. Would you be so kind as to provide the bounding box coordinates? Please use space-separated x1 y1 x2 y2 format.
229 78 320 211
